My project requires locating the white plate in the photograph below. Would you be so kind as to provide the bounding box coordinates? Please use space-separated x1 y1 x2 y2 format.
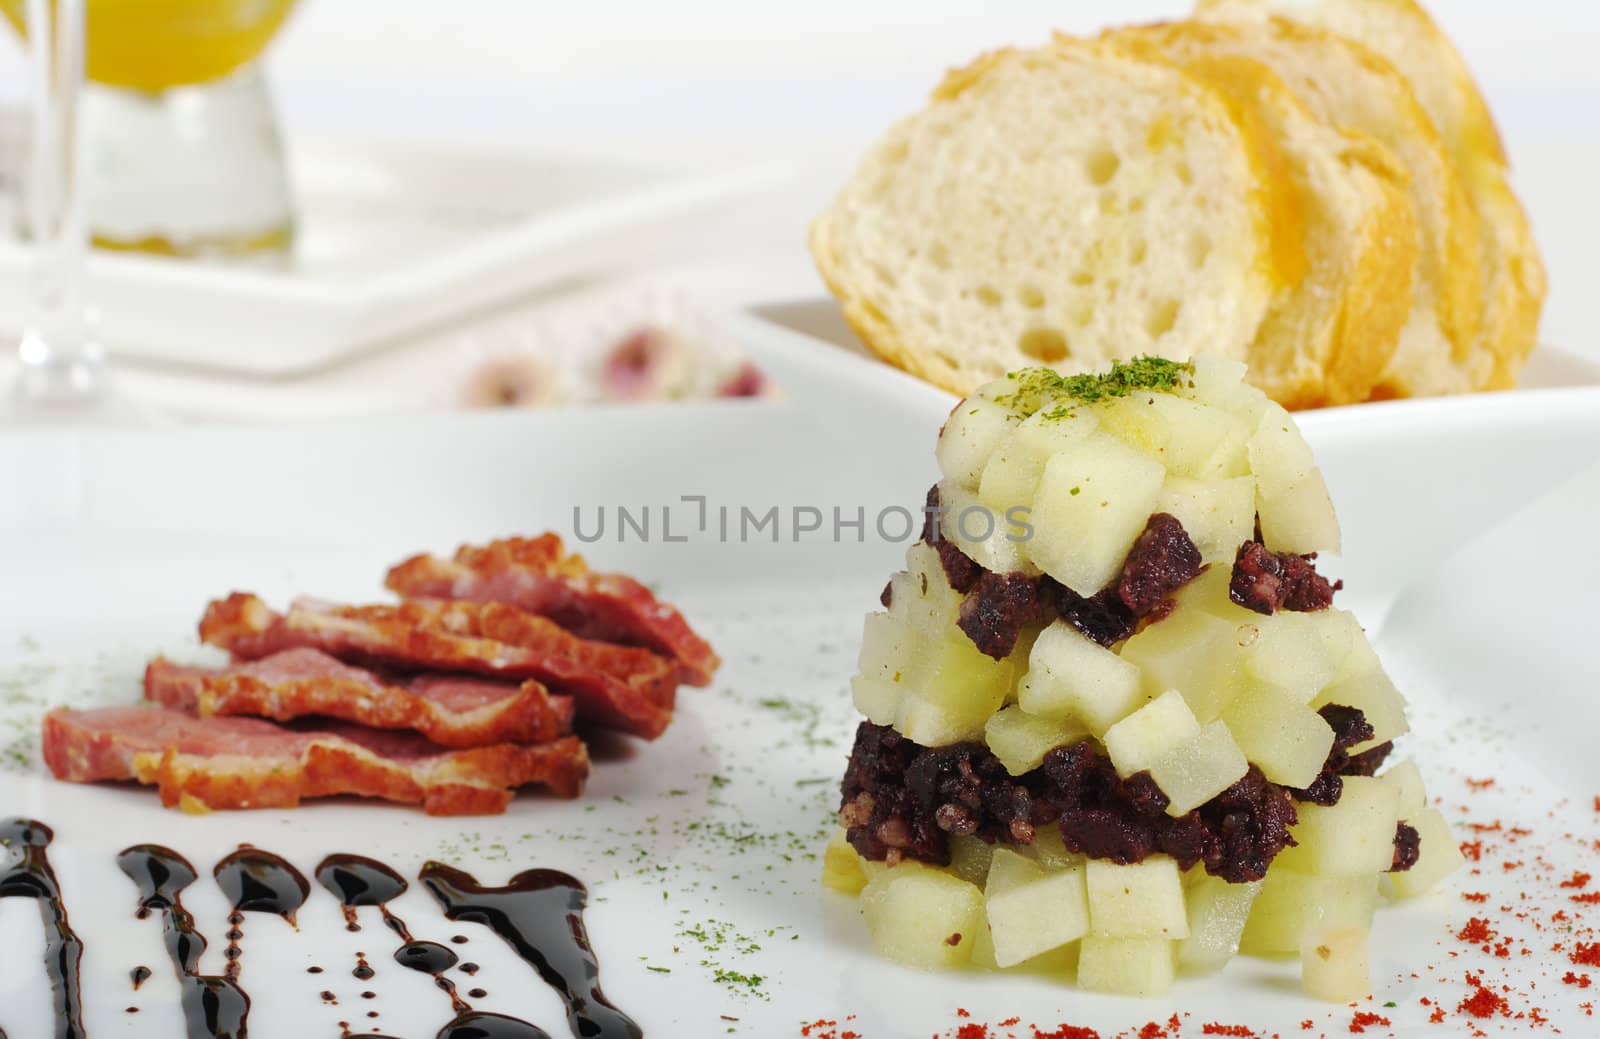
1 313 1598 1038
0 136 787 376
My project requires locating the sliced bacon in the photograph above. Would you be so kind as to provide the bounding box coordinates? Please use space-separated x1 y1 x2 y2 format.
144 649 573 749
199 593 678 739
42 705 588 815
384 534 720 686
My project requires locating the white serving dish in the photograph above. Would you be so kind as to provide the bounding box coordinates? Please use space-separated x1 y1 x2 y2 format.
0 311 1597 1037
0 135 787 376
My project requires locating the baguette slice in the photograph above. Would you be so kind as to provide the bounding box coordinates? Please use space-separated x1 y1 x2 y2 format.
1199 0 1545 390
1106 28 1417 407
1127 16 1478 398
810 38 1280 398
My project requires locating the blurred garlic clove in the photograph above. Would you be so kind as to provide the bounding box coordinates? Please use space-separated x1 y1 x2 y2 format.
462 356 560 409
601 326 695 402
716 361 772 399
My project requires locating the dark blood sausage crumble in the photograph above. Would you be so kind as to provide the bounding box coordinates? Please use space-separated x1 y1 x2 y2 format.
1229 541 1343 615
840 722 1299 884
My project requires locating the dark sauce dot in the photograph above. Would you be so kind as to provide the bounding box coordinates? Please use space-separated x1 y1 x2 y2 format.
131 965 152 990
361 991 376 1000
321 991 337 1003
307 966 324 975
367 1011 380 1019
459 962 480 976
469 988 488 1000
450 935 469 945
126 1007 139 1014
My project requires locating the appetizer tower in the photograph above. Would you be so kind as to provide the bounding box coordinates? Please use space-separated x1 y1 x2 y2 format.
826 358 1462 1000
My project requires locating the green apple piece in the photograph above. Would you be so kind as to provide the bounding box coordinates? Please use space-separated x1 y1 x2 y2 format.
939 481 1038 576
1023 824 1083 871
1171 564 1259 625
1277 776 1400 875
1076 936 1176 996
1019 620 1145 735
1247 403 1317 494
1239 869 1379 956
983 848 1091 968
1100 391 1250 479
1148 720 1250 815
1381 760 1428 819
978 407 1100 511
1312 670 1410 753
851 675 903 727
949 834 996 888
1177 873 1262 974
1237 612 1337 704
896 634 1015 746
1086 855 1189 938
1331 621 1382 683
1182 355 1272 426
1384 809 1466 899
1156 475 1256 564
938 397 1017 490
822 829 868 896
858 611 914 683
1300 926 1371 1003
985 705 1087 776
1221 683 1336 788
860 862 984 968
1259 467 1341 555
1119 608 1244 723
1023 434 1168 595
1103 690 1201 778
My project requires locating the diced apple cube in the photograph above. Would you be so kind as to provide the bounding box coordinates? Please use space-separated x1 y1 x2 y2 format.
1023 434 1168 595
1156 476 1256 564
1103 690 1200 778
984 705 1087 776
1171 563 1261 625
1183 355 1271 426
984 849 1091 968
1312 670 1409 752
858 611 914 683
939 481 1038 576
860 862 984 968
978 408 1101 511
1247 403 1317 494
1221 683 1336 788
1019 621 1145 735
1177 873 1262 974
1023 824 1083 871
1276 777 1400 876
1237 612 1337 703
1300 926 1371 1003
1259 467 1341 555
937 397 1017 490
1380 760 1427 819
1076 936 1175 996
1239 870 1378 955
1331 623 1382 683
822 829 868 895
1119 608 1244 722
1086 856 1189 938
1384 809 1466 900
896 636 1015 746
851 675 903 727
1148 720 1249 816
949 834 995 888
1100 392 1250 479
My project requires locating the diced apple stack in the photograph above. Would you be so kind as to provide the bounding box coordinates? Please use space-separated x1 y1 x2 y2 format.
832 358 1463 1000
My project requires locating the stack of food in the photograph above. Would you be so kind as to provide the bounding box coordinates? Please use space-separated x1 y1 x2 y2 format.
822 357 1463 1001
43 535 718 815
812 0 1543 407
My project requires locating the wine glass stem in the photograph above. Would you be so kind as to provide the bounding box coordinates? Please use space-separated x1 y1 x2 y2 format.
16 0 99 405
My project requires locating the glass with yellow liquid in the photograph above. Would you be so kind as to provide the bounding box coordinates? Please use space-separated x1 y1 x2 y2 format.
3 0 300 259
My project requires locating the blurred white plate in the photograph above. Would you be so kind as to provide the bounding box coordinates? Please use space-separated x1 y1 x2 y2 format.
0 136 787 376
1 313 1597 1037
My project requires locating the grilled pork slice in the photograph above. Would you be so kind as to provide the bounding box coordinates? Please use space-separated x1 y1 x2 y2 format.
144 649 574 749
42 705 588 815
385 534 720 686
199 594 678 739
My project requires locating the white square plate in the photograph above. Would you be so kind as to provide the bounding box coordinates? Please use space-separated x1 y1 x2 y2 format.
0 136 786 376
1 313 1598 1038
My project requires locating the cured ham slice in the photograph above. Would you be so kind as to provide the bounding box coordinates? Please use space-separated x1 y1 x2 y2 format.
42 705 588 815
144 649 574 749
385 534 720 686
199 594 678 739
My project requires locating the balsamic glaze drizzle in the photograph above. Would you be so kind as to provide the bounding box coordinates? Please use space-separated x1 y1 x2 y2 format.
117 844 251 1039
0 819 86 1039
214 847 309 924
420 862 642 1039
132 965 153 990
